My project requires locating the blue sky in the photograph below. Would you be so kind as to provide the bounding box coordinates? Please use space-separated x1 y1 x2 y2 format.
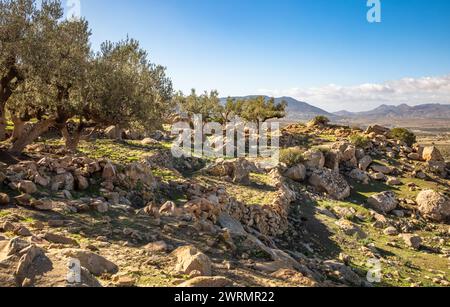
70 0 450 111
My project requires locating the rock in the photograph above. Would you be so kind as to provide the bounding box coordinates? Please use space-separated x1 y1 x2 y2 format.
15 245 44 282
102 162 116 181
145 241 168 253
383 227 398 236
17 181 37 194
177 276 234 287
335 219 366 239
63 249 118 276
43 233 79 246
365 125 390 136
75 175 89 191
422 146 444 162
324 150 341 172
323 260 362 286
407 153 421 161
371 164 393 175
0 193 9 205
105 125 122 139
159 201 177 216
401 234 422 250
203 158 252 184
91 200 109 213
309 169 351 200
369 172 386 181
34 175 49 187
304 150 325 169
271 269 317 287
367 191 398 214
172 245 212 276
349 169 369 184
141 138 158 146
386 177 402 186
217 214 246 236
416 190 450 223
14 194 31 206
14 226 32 237
358 156 373 171
284 164 306 182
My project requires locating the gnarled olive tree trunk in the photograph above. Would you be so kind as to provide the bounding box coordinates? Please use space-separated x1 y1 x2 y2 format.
9 118 55 154
60 124 83 153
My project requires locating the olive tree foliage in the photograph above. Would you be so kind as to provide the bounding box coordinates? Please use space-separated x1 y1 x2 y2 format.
87 38 173 140
175 89 222 124
0 0 63 141
240 96 286 125
8 16 91 153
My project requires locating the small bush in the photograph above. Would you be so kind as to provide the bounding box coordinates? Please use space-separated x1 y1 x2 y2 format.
349 134 371 148
280 148 305 167
389 128 416 147
311 116 330 126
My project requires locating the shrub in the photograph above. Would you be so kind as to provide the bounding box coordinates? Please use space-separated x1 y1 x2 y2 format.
389 128 416 147
349 134 371 148
280 148 305 167
310 116 330 126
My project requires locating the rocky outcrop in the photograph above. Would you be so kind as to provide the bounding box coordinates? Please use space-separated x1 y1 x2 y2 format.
203 158 253 184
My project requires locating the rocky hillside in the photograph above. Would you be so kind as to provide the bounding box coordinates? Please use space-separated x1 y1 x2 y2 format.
0 123 449 287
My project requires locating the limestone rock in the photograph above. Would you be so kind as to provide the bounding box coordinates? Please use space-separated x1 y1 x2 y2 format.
416 190 450 223
172 245 212 276
284 164 306 182
367 191 398 214
309 169 350 200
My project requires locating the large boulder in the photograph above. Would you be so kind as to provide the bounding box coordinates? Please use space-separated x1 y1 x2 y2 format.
63 249 118 276
416 190 450 223
324 150 341 172
367 191 398 214
309 169 351 200
422 146 444 162
365 125 390 136
284 164 306 182
303 150 325 169
172 246 212 276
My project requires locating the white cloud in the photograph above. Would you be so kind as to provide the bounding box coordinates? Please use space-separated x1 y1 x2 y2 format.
257 74 450 112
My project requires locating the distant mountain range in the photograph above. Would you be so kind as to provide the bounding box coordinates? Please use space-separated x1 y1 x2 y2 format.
333 104 450 120
221 96 450 126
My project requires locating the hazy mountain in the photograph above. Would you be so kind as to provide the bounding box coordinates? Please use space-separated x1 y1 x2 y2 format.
220 96 334 120
334 104 450 120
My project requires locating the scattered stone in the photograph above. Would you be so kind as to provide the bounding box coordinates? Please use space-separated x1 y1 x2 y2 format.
304 150 325 169
386 177 402 186
384 227 399 236
144 241 168 253
335 219 366 239
349 169 369 184
367 191 398 214
401 234 422 250
371 164 393 175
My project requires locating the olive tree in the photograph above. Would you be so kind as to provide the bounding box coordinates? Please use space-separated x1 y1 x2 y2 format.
0 0 62 140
